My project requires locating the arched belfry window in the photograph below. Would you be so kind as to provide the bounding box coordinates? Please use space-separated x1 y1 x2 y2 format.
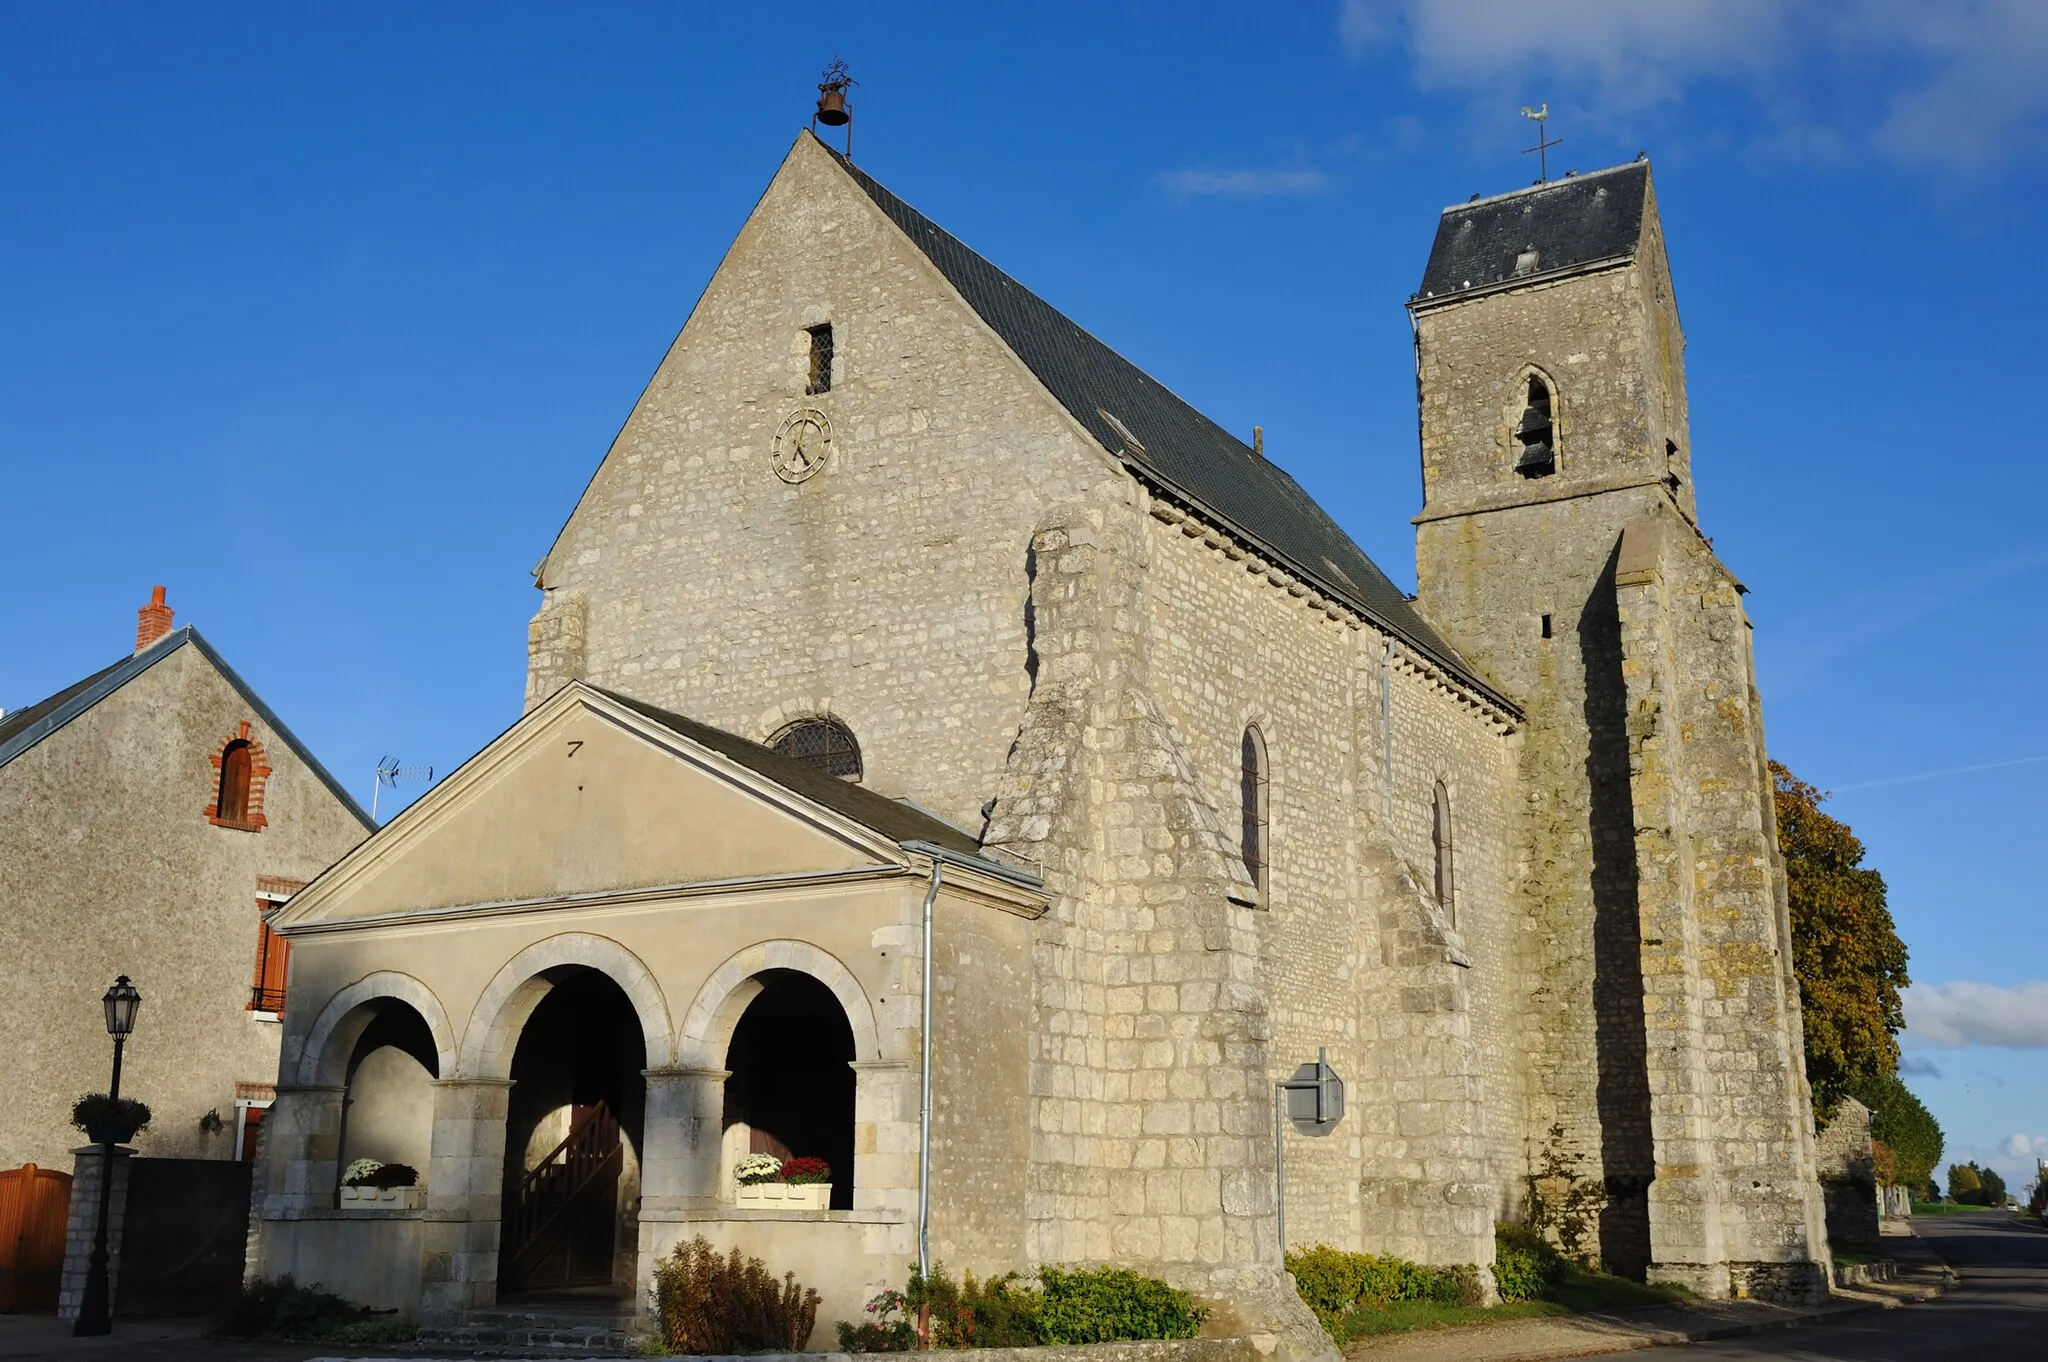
1432 780 1457 925
1240 726 1269 893
771 717 863 781
1515 375 1556 478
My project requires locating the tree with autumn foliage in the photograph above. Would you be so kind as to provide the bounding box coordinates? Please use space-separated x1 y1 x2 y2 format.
1771 761 1911 1111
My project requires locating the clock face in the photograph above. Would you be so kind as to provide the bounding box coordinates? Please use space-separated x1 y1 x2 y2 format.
773 408 833 484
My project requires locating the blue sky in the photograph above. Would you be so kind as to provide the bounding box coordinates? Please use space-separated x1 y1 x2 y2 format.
3 3 2043 1192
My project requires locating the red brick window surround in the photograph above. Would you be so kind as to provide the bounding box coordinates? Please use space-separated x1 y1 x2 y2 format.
206 721 272 831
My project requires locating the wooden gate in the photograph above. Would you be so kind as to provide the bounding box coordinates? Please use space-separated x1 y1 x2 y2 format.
0 1163 73 1314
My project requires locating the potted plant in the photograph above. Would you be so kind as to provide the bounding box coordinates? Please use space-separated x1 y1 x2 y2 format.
735 1154 784 1203
340 1158 424 1209
71 1094 151 1146
779 1157 832 1210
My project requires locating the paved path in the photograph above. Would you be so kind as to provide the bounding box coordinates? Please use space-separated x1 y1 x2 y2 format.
1650 1212 2045 1360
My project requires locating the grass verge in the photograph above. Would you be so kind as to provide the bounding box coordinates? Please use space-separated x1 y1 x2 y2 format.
1329 1267 1689 1344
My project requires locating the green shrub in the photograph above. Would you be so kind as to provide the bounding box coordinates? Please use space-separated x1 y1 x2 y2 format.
1037 1266 1202 1344
1285 1246 1477 1334
1491 1225 1566 1304
838 1263 1199 1350
651 1236 819 1354
214 1276 413 1343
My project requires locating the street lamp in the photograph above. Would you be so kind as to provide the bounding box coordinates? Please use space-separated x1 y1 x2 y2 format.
73 975 141 1337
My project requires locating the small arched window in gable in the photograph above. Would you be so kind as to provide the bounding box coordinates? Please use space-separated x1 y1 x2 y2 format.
771 717 863 781
1515 375 1556 478
207 722 271 830
1240 725 1269 893
218 741 253 823
1432 780 1457 926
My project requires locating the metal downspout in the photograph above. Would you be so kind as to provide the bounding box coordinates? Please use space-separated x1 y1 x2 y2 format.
917 858 943 1281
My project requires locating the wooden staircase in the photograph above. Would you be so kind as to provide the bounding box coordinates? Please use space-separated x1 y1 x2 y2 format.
501 1102 623 1292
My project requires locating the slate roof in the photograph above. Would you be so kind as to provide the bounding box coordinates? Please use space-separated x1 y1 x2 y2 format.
1415 162 1649 303
595 687 1004 868
0 627 374 828
818 137 1505 704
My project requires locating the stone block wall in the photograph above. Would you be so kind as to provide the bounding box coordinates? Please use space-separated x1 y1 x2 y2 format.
1614 514 1829 1301
58 1144 132 1322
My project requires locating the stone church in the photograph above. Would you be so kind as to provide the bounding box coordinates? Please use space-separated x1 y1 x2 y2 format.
253 131 1831 1344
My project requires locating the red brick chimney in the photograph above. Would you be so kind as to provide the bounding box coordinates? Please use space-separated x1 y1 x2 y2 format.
135 586 175 653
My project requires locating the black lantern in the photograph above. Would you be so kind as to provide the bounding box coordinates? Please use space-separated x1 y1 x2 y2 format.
102 975 141 1037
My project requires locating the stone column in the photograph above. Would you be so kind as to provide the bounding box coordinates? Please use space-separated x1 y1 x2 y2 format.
419 1078 512 1321
257 1083 347 1217
633 1067 728 1315
57 1144 133 1323
851 1060 916 1219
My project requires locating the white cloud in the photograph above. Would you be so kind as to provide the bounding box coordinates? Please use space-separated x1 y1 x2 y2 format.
1998 1133 2048 1161
1156 167 1331 199
1336 0 2048 171
1903 980 2048 1049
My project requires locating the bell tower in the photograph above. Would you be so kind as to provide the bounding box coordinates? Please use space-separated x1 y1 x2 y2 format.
1409 160 1695 695
1406 161 1830 1301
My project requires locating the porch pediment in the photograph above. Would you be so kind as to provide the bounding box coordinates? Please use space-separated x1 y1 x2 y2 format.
275 684 925 928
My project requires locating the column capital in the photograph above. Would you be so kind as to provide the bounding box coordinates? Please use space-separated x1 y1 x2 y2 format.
430 1077 515 1090
644 1066 729 1082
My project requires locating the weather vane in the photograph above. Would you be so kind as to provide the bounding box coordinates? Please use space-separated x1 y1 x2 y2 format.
1520 104 1562 183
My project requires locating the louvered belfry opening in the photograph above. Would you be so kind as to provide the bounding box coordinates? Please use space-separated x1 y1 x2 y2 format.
1515 375 1556 477
771 716 862 781
500 970 646 1296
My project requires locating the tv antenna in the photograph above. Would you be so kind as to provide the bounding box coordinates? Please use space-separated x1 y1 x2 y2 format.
1521 104 1562 182
371 756 434 822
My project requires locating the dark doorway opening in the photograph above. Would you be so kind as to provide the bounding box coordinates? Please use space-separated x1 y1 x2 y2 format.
723 971 856 1210
500 970 646 1297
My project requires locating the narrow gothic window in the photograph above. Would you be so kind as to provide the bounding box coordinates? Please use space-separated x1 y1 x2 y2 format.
218 740 254 823
1432 780 1456 925
1240 726 1269 892
806 323 834 395
1515 375 1555 478
772 716 862 781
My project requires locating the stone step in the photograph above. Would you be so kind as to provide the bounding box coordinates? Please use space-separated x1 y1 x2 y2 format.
415 1306 653 1357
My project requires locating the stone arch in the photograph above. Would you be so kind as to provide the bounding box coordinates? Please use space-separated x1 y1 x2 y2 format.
458 933 676 1079
1506 362 1564 476
677 939 881 1070
294 971 456 1087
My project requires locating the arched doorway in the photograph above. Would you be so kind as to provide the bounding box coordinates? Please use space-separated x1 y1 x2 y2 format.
336 1001 440 1184
499 969 647 1297
722 970 856 1210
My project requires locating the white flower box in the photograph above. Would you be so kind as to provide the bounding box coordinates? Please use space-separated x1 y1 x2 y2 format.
340 1184 425 1210
735 1181 830 1210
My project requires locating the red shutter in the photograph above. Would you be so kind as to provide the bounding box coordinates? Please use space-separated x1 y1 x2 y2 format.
251 903 289 1013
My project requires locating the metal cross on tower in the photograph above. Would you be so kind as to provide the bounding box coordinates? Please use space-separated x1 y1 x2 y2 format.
1520 104 1562 182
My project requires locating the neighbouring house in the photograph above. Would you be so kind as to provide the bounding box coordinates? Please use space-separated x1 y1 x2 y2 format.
0 590 373 1171
252 128 1835 1350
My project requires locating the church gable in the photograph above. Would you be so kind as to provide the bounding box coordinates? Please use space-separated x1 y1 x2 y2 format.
276 685 911 927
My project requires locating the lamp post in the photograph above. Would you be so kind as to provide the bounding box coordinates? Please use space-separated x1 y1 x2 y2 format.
73 975 141 1337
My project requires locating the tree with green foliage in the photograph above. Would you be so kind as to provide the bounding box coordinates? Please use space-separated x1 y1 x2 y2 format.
1772 762 1911 1110
1948 1163 1982 1202
1845 1073 1943 1193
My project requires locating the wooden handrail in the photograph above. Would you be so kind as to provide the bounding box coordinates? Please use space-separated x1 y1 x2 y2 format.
503 1102 622 1282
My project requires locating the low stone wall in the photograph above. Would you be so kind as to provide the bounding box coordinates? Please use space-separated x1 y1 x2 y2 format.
647 1338 1277 1362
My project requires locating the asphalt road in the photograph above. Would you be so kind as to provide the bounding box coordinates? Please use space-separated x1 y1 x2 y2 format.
1653 1212 2048 1360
